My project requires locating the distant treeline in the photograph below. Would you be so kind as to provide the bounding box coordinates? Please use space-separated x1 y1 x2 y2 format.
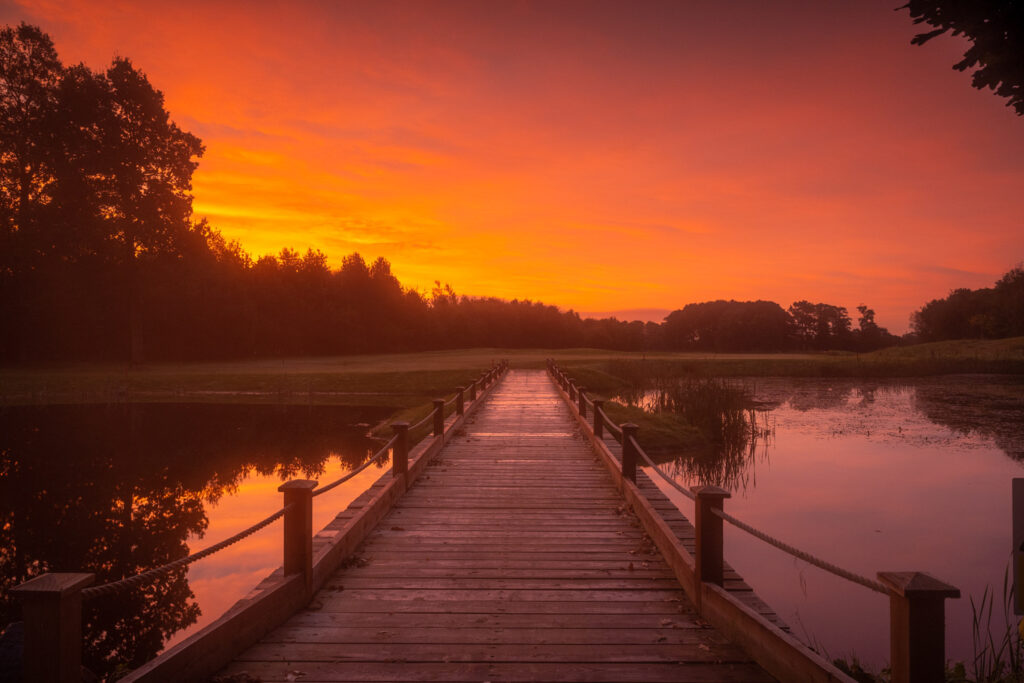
1 24 1020 363
911 267 1024 342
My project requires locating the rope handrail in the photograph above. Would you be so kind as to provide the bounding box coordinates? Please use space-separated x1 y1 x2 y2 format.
81 502 294 599
312 436 395 498
634 438 696 501
631 417 884 594
410 410 434 432
550 359 887 596
599 408 623 440
711 507 888 594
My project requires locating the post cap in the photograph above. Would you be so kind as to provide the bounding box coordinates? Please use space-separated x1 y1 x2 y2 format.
278 479 318 492
691 485 731 499
10 572 95 597
391 421 410 430
877 571 960 599
433 398 445 405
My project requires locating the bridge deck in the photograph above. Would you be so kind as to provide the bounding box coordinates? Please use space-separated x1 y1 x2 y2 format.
219 370 775 682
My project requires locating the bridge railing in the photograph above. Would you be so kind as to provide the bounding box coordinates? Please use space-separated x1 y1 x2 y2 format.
9 360 511 683
547 359 958 683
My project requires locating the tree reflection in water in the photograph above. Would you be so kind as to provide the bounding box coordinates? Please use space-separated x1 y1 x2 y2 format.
617 375 774 493
0 402 389 679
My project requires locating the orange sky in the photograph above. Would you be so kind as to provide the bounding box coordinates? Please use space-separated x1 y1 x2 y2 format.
4 0 1022 332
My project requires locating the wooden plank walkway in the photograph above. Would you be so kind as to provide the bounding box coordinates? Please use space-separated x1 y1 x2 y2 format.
219 370 776 682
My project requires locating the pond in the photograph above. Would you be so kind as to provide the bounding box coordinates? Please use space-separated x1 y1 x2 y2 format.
0 402 394 680
631 375 1024 669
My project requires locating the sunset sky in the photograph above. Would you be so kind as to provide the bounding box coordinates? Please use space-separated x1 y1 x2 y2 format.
4 0 1022 332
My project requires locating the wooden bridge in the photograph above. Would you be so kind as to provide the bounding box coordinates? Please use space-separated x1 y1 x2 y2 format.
11 364 960 683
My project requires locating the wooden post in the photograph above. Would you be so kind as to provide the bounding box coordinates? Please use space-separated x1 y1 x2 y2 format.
469 380 477 401
278 479 317 590
592 399 605 438
878 572 960 683
578 386 587 418
568 380 577 402
391 422 409 476
621 423 639 482
433 399 445 436
10 572 94 683
456 387 465 416
692 486 731 589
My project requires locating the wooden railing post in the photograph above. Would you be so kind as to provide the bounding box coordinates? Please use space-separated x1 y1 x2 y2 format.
621 423 639 482
568 380 577 402
577 386 587 418
456 387 465 415
278 479 317 590
391 422 409 476
878 572 960 683
10 572 94 683
592 399 605 438
692 486 731 591
469 380 477 401
433 399 445 436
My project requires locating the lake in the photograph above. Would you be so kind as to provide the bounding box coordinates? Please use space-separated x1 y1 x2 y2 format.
635 375 1024 669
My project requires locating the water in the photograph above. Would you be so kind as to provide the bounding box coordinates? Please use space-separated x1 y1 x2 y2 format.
0 402 393 679
634 375 1024 668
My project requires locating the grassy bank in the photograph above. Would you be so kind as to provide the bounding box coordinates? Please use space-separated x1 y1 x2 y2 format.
554 337 1024 392
0 350 514 408
2 338 1021 409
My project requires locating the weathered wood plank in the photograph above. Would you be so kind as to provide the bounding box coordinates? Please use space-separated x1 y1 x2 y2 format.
236 640 749 663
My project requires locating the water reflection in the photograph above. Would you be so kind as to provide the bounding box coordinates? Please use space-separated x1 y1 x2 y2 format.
616 378 774 493
0 403 390 679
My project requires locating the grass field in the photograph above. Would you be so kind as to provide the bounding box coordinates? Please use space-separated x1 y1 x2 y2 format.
2 338 1022 409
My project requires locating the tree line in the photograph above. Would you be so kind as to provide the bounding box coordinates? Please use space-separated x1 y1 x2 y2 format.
911 266 1024 342
1 24 1018 363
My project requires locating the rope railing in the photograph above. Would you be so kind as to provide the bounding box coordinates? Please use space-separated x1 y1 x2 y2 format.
710 506 888 594
81 502 294 599
312 436 395 498
410 410 434 433
634 439 695 501
599 408 623 441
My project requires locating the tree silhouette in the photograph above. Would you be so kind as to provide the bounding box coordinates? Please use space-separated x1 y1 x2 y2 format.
901 0 1024 115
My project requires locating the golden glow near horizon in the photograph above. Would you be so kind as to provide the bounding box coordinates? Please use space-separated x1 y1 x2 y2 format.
6 0 1024 332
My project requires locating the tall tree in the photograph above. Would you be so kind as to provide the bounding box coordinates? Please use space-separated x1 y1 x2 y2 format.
0 23 61 265
901 0 1024 115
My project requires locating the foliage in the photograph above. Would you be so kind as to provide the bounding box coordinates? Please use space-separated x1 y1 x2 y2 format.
663 300 792 352
912 266 1024 342
967 566 1024 682
901 0 1024 115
